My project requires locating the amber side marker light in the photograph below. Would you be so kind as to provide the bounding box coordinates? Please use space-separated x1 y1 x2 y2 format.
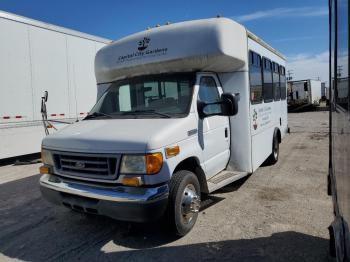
122 177 142 187
39 165 49 174
165 145 180 158
146 153 163 174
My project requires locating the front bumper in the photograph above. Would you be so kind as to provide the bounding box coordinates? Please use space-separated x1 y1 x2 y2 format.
40 174 169 222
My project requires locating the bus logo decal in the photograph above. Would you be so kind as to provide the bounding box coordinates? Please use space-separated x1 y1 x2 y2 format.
138 37 150 51
253 109 258 130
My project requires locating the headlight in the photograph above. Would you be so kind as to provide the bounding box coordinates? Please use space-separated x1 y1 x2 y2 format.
120 153 163 175
41 148 54 166
120 155 146 174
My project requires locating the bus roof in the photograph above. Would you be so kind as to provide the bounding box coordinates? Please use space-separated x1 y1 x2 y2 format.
95 17 286 83
96 18 244 83
247 30 286 60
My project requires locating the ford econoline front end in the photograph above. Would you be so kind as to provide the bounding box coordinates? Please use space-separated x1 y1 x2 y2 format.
40 18 287 236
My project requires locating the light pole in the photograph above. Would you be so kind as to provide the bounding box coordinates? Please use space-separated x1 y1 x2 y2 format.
287 70 294 81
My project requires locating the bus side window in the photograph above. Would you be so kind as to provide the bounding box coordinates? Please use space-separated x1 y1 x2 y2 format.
280 66 287 100
249 51 263 104
263 58 273 103
273 62 281 100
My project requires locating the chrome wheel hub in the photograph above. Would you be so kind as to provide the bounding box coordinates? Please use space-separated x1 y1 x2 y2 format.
274 141 278 158
180 184 200 224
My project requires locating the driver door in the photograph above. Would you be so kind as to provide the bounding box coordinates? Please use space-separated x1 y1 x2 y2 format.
197 73 230 179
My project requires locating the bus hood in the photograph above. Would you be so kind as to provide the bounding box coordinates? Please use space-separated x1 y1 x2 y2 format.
42 116 197 153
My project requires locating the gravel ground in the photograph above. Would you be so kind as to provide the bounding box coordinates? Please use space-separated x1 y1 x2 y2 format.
0 111 333 262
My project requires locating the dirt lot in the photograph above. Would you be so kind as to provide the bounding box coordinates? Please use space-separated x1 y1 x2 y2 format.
0 111 333 262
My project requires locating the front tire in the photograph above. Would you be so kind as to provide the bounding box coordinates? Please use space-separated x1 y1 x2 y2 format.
168 170 201 236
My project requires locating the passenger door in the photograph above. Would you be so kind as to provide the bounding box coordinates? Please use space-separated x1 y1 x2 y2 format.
197 74 230 179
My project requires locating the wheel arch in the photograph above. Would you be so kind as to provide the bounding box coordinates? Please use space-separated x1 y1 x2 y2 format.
173 156 209 194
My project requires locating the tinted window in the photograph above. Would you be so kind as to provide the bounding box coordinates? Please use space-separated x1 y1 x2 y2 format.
280 66 287 100
198 77 221 114
263 58 273 102
249 51 263 104
273 62 281 100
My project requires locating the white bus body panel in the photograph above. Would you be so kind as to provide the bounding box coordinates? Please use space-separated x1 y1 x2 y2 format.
248 38 287 171
0 11 110 159
95 18 247 84
219 71 253 173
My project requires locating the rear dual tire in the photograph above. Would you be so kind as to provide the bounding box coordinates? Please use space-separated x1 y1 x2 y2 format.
266 132 279 165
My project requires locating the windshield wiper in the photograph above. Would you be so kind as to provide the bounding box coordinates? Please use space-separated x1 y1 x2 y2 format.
121 110 171 118
84 112 113 120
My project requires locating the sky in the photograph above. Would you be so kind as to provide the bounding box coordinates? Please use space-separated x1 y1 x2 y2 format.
0 0 329 83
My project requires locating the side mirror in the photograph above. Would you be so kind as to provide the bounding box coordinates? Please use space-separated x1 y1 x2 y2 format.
221 93 238 116
197 92 239 119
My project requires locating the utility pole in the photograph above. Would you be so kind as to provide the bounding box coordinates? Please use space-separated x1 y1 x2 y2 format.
337 65 343 77
287 70 294 81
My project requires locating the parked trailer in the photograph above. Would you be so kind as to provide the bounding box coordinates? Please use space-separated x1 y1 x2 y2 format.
39 17 288 236
0 11 110 159
288 79 322 106
328 0 350 260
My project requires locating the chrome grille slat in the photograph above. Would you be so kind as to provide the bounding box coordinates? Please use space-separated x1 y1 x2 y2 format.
53 151 119 182
60 164 109 172
60 158 107 165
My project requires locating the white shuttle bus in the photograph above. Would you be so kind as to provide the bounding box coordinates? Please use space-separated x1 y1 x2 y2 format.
39 18 288 236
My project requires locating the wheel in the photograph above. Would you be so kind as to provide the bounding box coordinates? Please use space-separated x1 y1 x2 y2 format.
266 133 279 165
167 170 201 236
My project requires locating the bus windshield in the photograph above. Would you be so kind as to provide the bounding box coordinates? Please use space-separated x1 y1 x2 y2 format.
86 73 195 119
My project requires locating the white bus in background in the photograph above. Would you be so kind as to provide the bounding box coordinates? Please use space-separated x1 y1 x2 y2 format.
288 79 322 106
0 11 110 160
39 17 288 236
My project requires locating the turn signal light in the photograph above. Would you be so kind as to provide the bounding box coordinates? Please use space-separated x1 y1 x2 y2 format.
165 146 180 158
146 153 163 174
122 177 141 187
39 165 49 174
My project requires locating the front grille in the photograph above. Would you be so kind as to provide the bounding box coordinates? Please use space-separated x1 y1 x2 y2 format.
53 152 119 181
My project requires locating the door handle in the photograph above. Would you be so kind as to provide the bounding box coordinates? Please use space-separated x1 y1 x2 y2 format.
225 128 228 138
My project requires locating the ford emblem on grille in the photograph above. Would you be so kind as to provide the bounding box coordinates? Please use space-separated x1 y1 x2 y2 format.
75 161 85 168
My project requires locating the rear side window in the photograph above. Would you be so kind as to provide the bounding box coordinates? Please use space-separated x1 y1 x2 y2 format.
280 66 287 100
249 51 263 104
273 62 280 100
263 58 273 102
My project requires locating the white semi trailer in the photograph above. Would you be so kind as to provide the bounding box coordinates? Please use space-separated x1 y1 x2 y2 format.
0 11 110 159
288 79 322 106
39 18 288 236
